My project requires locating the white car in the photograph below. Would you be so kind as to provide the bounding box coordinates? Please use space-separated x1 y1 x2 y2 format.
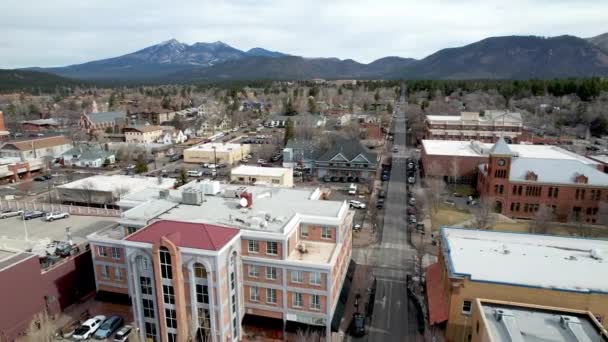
45 212 69 221
187 170 203 177
349 200 366 209
0 209 24 219
257 159 266 164
72 315 106 340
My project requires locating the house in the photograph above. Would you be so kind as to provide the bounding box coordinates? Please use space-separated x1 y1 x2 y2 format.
79 111 128 132
20 118 61 132
0 136 72 161
426 227 608 340
62 145 116 167
265 114 326 129
314 137 377 181
424 110 523 143
282 138 320 171
239 101 266 112
0 111 9 141
123 125 164 144
87 183 354 341
157 128 188 145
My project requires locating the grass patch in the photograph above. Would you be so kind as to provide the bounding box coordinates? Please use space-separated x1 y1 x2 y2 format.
431 205 472 231
446 184 477 197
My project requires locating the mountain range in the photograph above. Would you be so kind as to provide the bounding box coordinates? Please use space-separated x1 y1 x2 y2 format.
21 33 608 82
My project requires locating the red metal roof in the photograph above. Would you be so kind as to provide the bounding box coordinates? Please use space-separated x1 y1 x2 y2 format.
126 220 239 251
425 262 450 325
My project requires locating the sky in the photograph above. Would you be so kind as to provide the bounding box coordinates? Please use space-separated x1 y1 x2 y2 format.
1 0 607 69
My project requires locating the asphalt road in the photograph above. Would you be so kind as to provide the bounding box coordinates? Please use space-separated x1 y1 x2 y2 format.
350 100 421 341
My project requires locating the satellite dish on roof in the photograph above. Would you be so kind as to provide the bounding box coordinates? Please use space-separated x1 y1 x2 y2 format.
240 197 248 208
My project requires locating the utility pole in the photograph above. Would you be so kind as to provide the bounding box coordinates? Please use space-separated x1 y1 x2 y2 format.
213 146 217 179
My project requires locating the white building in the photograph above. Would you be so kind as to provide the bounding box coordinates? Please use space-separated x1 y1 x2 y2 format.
0 136 72 161
230 165 294 187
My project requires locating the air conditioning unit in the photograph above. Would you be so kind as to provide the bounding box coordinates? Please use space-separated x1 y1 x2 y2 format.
297 243 308 253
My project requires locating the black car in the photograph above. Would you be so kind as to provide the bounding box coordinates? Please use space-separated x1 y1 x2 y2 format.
22 210 45 220
322 175 331 182
34 176 46 182
350 313 366 337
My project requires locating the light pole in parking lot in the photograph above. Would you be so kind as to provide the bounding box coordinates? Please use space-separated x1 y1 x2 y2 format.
212 146 217 179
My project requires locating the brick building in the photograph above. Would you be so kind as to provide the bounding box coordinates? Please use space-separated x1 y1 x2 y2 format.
426 228 608 341
421 139 603 186
87 183 354 342
424 110 523 143
477 138 608 223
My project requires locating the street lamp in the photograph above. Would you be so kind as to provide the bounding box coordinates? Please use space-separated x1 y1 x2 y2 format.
212 146 217 179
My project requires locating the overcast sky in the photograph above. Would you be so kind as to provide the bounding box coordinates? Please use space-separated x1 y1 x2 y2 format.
1 0 607 69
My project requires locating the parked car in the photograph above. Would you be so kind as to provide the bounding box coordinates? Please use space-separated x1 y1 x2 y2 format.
444 199 456 206
45 212 69 221
376 202 384 209
323 175 331 182
382 174 390 181
408 176 416 184
378 190 386 199
73 315 106 340
392 147 398 153
406 207 416 215
168 154 182 162
187 170 203 177
257 159 266 164
0 209 24 219
113 324 134 342
349 200 366 209
22 210 45 220
34 176 46 181
94 315 124 340
408 215 417 224
408 197 416 205
348 183 357 195
350 313 366 337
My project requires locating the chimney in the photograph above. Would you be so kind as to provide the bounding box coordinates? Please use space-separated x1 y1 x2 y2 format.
0 111 5 131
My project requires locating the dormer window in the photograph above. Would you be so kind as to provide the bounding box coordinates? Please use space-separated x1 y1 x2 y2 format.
525 171 538 181
574 174 588 184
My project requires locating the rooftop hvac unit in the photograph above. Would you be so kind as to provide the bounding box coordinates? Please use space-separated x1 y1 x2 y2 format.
159 189 170 199
200 180 221 195
182 189 203 205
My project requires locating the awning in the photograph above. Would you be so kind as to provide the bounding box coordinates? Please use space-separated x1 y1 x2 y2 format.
425 263 449 325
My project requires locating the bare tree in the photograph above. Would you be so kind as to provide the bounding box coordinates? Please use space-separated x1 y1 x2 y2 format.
425 178 445 214
472 196 496 230
113 185 131 201
78 180 97 206
342 120 362 139
529 204 553 234
25 311 56 342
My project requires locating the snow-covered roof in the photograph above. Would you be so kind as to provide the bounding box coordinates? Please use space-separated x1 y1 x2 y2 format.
441 228 608 293
509 158 608 186
422 140 599 165
58 175 175 193
426 115 462 121
231 165 291 177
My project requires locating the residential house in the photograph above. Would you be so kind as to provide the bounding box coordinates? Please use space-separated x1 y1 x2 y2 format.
283 138 320 172
62 145 115 167
124 126 164 144
157 129 188 145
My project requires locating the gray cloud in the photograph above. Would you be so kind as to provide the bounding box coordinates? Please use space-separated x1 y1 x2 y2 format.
0 0 606 68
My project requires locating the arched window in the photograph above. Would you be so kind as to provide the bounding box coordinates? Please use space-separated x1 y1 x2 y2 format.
159 247 172 279
194 263 207 279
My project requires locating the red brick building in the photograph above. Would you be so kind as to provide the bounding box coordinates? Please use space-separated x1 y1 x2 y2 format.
477 138 608 223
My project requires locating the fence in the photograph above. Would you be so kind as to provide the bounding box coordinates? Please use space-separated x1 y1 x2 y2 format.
0 199 121 217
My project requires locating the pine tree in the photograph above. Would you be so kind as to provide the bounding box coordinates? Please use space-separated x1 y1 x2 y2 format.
284 119 295 146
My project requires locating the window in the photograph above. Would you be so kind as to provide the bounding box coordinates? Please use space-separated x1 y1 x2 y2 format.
462 300 472 314
111 247 121 260
266 241 278 255
250 286 260 302
114 267 122 281
311 294 321 310
272 179 280 184
140 277 152 295
101 265 110 280
248 240 259 253
196 284 209 304
230 272 235 291
168 333 177 342
165 309 177 329
248 265 259 278
266 266 277 280
142 298 155 318
267 289 277 304
291 271 303 283
591 189 601 200
321 227 332 239
194 264 207 279
144 322 157 340
576 189 586 200
98 246 107 257
310 272 322 285
163 285 175 304
159 247 173 279
137 256 150 272
301 226 309 237
293 292 303 308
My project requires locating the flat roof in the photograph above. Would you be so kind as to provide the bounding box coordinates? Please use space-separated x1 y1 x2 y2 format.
185 142 245 153
441 228 608 293
231 165 291 177
480 300 607 342
121 183 346 234
422 140 599 165
589 154 608 164
0 215 117 256
58 175 175 192
287 241 335 264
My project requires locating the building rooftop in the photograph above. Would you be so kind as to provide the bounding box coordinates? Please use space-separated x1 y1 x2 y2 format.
119 182 346 235
509 157 608 186
86 111 126 124
441 227 608 293
316 136 377 163
426 110 522 124
479 300 608 342
185 142 245 153
0 136 71 151
287 241 336 264
589 154 608 164
124 125 163 133
57 175 175 193
231 165 291 177
126 220 240 251
21 118 60 126
422 140 600 165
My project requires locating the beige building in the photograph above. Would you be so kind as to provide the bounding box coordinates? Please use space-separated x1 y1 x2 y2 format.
0 136 72 160
425 110 523 143
124 126 164 144
471 299 608 342
230 165 294 187
184 142 250 165
427 228 608 341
